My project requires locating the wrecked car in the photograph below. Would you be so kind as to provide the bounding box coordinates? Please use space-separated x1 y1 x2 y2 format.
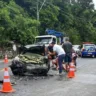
10 44 50 76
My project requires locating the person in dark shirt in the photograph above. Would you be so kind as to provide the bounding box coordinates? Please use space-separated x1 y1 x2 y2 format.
62 37 72 70
45 44 54 59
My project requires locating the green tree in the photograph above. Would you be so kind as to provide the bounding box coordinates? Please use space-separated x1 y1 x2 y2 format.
0 0 39 45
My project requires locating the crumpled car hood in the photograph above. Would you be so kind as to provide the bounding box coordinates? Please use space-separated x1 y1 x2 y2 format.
18 53 45 64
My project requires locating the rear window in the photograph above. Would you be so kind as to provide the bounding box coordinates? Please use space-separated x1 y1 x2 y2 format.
84 44 95 50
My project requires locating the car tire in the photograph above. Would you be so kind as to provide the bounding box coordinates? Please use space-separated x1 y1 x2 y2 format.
92 55 95 58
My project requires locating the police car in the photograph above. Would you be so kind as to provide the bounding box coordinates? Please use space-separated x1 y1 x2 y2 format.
81 42 96 58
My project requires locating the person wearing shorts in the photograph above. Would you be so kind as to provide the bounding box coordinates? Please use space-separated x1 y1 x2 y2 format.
62 38 72 71
64 53 72 64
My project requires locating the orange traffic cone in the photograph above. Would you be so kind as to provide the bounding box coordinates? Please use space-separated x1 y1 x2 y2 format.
0 68 15 93
4 55 8 64
67 62 75 78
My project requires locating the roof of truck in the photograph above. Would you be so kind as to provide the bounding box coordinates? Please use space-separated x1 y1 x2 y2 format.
35 35 56 38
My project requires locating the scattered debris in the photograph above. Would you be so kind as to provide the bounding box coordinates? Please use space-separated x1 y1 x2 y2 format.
0 80 16 86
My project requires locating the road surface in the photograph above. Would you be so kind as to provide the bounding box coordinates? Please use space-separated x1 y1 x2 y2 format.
0 57 96 96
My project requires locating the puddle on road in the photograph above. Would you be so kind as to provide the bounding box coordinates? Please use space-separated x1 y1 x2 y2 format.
73 74 96 84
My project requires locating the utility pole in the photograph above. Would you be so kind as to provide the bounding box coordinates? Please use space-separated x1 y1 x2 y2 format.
37 0 46 21
37 0 39 21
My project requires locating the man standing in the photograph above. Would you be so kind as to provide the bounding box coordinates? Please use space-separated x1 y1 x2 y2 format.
62 37 72 70
48 42 65 75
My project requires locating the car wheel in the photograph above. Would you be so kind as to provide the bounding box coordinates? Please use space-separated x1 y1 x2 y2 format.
92 55 95 58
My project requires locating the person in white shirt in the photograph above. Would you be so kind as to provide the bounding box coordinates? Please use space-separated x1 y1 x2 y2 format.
48 42 65 75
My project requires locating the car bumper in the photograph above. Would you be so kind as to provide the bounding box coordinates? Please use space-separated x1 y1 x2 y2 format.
81 52 96 57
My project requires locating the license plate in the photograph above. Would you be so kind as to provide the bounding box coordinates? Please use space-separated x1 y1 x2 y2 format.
88 53 92 54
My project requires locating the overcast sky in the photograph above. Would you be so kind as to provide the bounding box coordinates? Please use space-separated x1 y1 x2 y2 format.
93 0 96 9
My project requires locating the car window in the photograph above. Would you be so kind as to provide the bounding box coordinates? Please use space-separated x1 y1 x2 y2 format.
84 45 95 50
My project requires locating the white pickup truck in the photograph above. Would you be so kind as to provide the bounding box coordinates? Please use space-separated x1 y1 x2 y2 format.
35 35 58 46
35 35 68 46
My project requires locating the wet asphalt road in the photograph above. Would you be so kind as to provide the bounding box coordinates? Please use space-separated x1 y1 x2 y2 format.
0 57 96 96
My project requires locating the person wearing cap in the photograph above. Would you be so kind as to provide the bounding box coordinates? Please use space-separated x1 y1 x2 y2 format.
62 37 72 71
48 41 65 75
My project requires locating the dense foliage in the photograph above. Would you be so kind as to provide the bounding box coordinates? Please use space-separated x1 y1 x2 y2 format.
0 0 96 45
